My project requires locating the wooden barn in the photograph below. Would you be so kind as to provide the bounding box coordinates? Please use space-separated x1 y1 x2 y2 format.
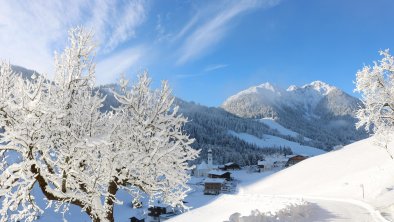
285 155 308 167
204 178 226 195
208 170 231 180
219 162 241 170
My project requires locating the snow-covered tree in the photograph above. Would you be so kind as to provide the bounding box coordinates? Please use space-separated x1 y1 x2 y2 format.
0 27 198 222
355 49 394 149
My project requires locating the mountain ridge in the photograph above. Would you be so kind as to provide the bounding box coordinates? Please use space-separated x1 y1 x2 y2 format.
221 81 366 149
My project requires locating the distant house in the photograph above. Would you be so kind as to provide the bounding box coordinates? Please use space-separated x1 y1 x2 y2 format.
208 170 231 180
257 160 274 172
285 155 308 167
148 206 167 218
220 162 241 170
204 178 226 195
148 205 175 221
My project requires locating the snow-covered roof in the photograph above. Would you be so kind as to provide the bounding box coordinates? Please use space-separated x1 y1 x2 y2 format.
286 155 297 158
224 162 236 166
195 161 216 170
196 161 209 170
204 178 226 184
208 170 229 176
257 160 274 166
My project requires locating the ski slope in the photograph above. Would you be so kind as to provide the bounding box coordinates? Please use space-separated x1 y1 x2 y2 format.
229 130 325 156
259 118 300 138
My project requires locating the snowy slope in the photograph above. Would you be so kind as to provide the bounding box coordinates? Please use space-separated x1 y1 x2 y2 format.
259 118 299 138
169 137 394 222
245 138 394 209
229 130 325 156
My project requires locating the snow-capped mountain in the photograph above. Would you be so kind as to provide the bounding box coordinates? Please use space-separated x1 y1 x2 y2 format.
288 81 360 118
222 82 283 118
221 81 366 149
222 81 359 118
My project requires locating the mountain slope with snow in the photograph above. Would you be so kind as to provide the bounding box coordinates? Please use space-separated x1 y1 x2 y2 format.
221 81 367 150
229 130 325 156
259 118 300 138
169 137 394 222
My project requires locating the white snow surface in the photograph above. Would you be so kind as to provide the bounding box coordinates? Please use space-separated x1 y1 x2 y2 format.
259 118 299 137
170 137 394 222
229 130 325 156
244 138 394 209
287 81 336 95
222 81 337 111
170 194 307 222
169 170 307 222
222 82 283 107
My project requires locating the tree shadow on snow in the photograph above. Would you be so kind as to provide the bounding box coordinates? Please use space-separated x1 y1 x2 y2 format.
224 203 340 222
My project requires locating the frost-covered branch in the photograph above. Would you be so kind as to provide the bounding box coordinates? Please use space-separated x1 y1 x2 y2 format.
355 49 394 148
0 27 198 222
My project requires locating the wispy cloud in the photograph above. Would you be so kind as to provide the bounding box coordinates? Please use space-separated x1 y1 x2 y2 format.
155 14 174 43
204 64 229 72
96 46 146 85
0 0 281 83
104 1 146 52
175 0 281 65
0 0 146 81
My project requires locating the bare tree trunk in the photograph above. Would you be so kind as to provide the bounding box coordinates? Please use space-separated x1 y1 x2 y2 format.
105 179 119 222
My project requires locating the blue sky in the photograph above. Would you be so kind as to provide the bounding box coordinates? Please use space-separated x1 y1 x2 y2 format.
0 0 393 106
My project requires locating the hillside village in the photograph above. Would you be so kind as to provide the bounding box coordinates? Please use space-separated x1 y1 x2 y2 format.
192 149 308 197
134 148 312 222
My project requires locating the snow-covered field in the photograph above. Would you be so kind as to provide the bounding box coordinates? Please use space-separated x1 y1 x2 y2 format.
169 170 297 222
229 130 325 156
169 137 394 222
